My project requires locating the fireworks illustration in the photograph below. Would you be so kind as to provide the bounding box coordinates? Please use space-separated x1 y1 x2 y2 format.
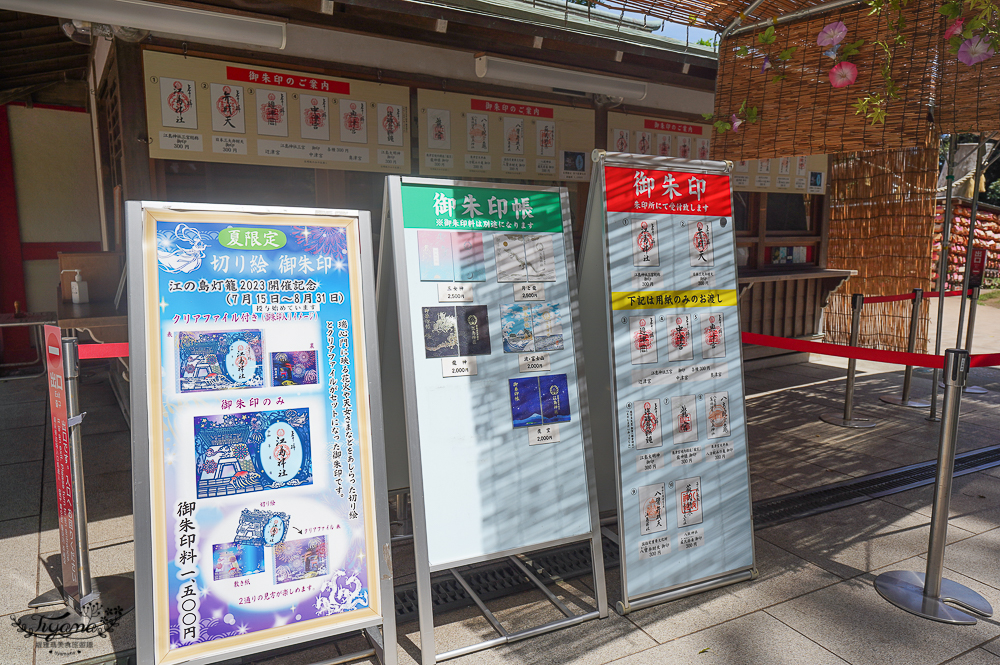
293 226 348 256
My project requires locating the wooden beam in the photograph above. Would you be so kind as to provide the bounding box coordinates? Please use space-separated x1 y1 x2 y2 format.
114 40 152 201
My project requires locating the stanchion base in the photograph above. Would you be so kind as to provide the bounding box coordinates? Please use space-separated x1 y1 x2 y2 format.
874 570 993 625
939 382 989 395
15 576 135 637
28 588 65 609
820 414 877 429
880 395 931 408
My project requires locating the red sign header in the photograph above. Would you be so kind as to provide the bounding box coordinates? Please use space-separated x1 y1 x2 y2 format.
643 119 704 135
604 166 732 216
471 99 554 118
226 66 350 94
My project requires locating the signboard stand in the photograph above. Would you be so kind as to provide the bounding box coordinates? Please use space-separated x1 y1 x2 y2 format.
20 331 136 634
379 176 607 665
127 202 396 665
578 151 756 615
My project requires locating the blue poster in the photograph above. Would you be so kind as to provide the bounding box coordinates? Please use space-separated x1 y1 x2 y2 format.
141 212 381 663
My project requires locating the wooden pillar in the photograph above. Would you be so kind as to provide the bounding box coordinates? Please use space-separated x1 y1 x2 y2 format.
115 41 152 202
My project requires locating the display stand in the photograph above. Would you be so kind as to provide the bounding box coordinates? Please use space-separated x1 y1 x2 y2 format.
379 177 607 664
127 202 396 665
578 151 756 614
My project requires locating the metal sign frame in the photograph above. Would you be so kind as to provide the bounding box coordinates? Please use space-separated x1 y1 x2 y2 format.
579 152 756 614
380 176 608 664
127 201 396 665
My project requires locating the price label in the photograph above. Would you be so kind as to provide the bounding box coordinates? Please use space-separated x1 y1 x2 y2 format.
528 424 561 446
518 352 551 373
514 283 545 302
441 356 477 377
437 284 474 302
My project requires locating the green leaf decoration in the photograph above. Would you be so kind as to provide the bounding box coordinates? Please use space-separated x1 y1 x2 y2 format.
701 113 715 120
713 120 732 133
771 74 786 82
747 106 760 122
736 45 750 57
852 97 870 116
778 46 797 60
758 25 776 45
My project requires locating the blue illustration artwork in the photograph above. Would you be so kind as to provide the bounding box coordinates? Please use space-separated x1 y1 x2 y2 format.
157 223 216 273
212 542 265 581
274 535 328 584
233 508 292 547
178 330 265 393
194 408 312 499
509 377 543 428
271 350 319 386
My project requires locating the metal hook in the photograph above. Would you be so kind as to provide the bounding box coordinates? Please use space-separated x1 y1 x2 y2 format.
182 42 188 58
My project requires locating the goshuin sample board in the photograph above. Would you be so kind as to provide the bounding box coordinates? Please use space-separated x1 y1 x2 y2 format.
379 177 606 661
127 203 395 665
143 50 410 173
579 153 755 612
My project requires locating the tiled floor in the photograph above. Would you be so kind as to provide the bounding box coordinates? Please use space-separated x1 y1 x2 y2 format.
3 295 1000 664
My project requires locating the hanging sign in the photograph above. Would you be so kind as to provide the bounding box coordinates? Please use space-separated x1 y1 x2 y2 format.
126 202 395 665
578 153 755 612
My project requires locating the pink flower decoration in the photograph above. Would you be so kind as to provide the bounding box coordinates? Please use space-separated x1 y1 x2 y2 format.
944 18 965 40
829 61 858 88
817 21 848 47
958 36 995 65
761 55 772 72
731 114 743 132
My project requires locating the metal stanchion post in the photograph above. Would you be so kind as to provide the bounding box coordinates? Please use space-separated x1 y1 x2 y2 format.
17 338 135 634
821 294 877 428
875 349 993 624
881 288 929 408
930 135 959 422
963 288 988 395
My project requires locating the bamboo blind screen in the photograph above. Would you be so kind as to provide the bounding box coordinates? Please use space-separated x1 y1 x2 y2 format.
710 0 942 161
824 145 938 352
937 58 1000 133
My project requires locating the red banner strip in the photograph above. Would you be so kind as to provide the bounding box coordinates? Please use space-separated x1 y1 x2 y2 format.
925 289 973 298
78 343 129 360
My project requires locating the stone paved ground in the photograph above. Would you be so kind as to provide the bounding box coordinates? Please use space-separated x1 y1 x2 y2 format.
2 294 1000 664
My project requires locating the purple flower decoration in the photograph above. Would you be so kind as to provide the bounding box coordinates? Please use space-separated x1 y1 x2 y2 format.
817 21 848 47
731 114 743 132
761 55 772 72
958 36 995 65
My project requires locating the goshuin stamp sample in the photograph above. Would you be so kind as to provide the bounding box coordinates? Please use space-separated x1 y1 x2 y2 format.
632 219 659 267
688 220 714 266
634 399 662 449
675 476 703 528
630 316 658 364
706 391 730 439
638 483 667 535
671 395 698 444
701 312 726 359
666 315 694 362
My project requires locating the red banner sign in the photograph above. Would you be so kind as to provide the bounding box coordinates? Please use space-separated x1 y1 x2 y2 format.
604 166 732 216
45 325 78 600
226 66 350 94
969 247 988 288
470 98 554 118
643 119 704 135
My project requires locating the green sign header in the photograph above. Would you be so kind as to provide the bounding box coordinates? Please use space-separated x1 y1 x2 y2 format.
400 184 564 233
218 227 287 250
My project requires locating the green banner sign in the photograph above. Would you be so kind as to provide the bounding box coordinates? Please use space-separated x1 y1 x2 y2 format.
218 227 287 250
400 183 564 233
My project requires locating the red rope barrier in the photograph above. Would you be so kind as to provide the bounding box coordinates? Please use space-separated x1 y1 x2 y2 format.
78 342 129 360
740 333 946 369
861 293 916 304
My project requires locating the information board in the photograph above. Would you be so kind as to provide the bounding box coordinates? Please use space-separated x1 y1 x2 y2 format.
417 90 594 183
380 177 603 570
606 112 711 160
127 203 395 665
143 50 410 173
578 152 754 610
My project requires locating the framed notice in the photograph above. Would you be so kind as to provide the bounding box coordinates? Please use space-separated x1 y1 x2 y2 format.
143 50 410 174
606 112 712 160
126 202 395 665
578 152 755 613
418 90 594 182
378 176 607 661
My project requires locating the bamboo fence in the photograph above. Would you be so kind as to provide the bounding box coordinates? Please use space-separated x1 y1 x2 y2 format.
824 144 938 352
710 0 942 161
